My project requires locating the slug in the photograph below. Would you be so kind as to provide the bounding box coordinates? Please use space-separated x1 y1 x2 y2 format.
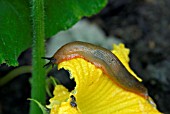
43 41 148 99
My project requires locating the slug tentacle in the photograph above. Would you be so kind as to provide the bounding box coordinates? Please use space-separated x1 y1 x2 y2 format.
41 57 56 68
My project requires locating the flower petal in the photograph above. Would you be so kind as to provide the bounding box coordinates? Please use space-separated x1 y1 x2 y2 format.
48 43 161 114
112 43 142 82
57 58 160 114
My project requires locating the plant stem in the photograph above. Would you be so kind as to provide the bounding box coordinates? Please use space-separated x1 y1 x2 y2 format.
30 0 46 114
0 66 32 86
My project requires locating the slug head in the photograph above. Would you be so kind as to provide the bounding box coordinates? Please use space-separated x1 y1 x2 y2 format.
41 57 56 68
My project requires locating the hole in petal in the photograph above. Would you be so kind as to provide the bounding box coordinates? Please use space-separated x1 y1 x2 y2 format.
48 68 76 91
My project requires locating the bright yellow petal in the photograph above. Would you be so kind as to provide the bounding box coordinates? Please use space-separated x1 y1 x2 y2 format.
112 43 142 82
47 85 81 114
48 43 161 114
57 101 81 114
54 58 161 114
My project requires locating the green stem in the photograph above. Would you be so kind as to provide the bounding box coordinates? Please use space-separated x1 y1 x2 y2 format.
0 66 32 86
30 0 46 114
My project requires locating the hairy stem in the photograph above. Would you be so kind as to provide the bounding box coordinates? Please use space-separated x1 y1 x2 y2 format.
30 0 46 114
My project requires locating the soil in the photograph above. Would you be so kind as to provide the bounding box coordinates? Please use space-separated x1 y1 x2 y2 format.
0 0 170 114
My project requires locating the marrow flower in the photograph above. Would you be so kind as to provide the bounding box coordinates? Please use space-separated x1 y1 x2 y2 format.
47 43 161 114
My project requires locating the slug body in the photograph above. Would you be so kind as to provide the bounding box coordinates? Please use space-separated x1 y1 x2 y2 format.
52 41 148 99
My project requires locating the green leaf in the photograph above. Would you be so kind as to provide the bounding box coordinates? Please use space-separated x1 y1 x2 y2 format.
0 0 32 66
0 0 107 66
45 0 108 37
28 98 49 114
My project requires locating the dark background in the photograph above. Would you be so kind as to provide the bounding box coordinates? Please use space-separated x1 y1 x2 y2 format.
0 0 170 113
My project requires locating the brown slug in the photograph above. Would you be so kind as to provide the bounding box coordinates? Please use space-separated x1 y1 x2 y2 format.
43 41 148 99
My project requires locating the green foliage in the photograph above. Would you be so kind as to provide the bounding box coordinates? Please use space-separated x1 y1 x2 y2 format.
0 0 31 66
28 98 49 114
0 1 108 114
0 0 107 66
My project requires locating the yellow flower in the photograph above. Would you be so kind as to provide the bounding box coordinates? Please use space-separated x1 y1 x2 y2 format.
112 44 142 82
47 43 161 114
